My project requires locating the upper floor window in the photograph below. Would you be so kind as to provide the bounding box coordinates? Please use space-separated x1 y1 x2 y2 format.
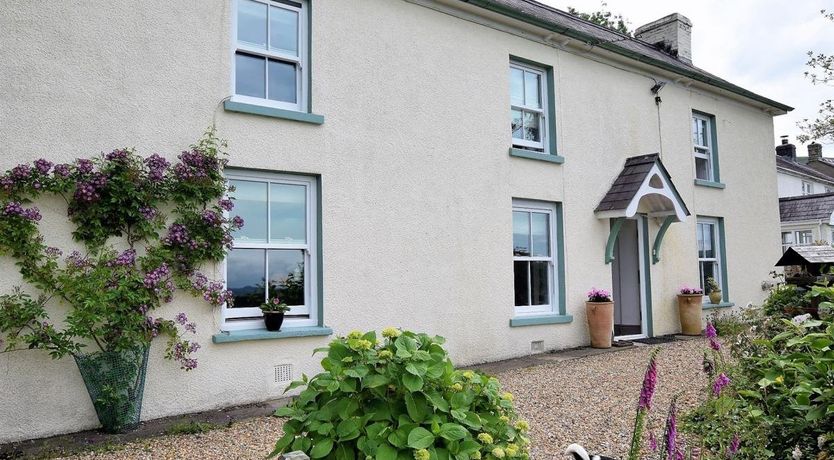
223 170 319 330
802 180 814 195
234 0 308 112
512 200 559 315
510 62 549 152
692 112 716 181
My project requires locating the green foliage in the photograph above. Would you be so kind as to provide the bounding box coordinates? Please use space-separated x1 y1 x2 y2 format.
566 2 631 36
683 288 834 459
704 277 720 294
798 10 834 144
271 328 530 460
761 283 806 317
0 128 237 370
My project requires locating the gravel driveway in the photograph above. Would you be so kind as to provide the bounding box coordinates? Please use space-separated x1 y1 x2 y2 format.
57 339 707 460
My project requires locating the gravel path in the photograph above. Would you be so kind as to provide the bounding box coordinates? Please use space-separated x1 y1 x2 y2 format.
56 339 707 460
500 339 707 459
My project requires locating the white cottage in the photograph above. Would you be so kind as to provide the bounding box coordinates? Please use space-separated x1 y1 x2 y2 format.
0 0 790 442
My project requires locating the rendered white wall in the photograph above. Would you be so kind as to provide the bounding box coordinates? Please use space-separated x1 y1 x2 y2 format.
777 171 831 197
0 0 782 442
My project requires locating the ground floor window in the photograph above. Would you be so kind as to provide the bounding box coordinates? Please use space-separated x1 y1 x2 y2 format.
512 199 561 315
223 170 318 330
697 216 727 304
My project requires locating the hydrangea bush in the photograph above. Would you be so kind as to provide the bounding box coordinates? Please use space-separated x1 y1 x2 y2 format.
271 328 531 460
0 128 239 370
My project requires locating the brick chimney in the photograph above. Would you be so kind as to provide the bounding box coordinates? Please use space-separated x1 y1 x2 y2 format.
635 13 693 64
808 142 823 162
775 135 796 161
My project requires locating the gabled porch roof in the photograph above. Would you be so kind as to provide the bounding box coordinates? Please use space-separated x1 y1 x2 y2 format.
594 153 690 222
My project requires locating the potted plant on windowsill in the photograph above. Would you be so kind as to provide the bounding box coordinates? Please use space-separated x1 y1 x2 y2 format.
586 288 614 349
677 285 704 335
706 277 722 305
260 298 291 332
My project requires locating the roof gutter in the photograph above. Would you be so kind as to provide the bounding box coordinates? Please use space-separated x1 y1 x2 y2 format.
462 0 794 113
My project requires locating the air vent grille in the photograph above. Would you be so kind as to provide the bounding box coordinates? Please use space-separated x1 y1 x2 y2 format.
274 364 293 383
531 340 544 353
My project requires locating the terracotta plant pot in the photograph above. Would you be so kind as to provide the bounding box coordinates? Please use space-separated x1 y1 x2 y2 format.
678 294 703 336
708 290 722 305
586 301 614 348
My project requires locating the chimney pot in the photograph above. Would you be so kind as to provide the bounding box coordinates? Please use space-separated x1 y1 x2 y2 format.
635 13 693 64
808 142 823 162
776 138 796 161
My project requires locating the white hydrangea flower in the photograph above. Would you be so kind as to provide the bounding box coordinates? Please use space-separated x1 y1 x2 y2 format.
792 446 802 459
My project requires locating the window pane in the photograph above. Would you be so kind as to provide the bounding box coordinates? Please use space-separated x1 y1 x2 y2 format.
524 71 541 108
781 232 794 245
531 212 549 257
693 117 708 146
513 261 529 306
700 261 717 293
267 59 297 103
702 224 715 258
227 249 266 308
238 0 267 47
510 67 524 106
697 223 705 258
523 112 541 142
695 157 710 180
512 211 530 256
230 179 268 243
530 261 549 305
511 109 523 140
268 250 305 306
235 53 266 99
269 6 299 55
270 183 306 243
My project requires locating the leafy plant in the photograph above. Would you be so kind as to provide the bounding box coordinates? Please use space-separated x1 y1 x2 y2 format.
260 297 291 313
566 1 631 36
271 328 530 459
705 277 720 294
0 128 239 369
683 288 834 459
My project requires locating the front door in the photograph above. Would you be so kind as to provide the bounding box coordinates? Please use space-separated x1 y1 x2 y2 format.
612 218 646 339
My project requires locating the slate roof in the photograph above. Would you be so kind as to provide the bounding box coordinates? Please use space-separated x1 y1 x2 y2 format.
594 153 690 216
775 245 834 266
776 156 834 184
779 192 834 222
464 0 792 112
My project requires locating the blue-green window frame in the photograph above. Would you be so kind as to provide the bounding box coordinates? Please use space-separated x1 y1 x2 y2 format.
510 200 571 327
692 110 723 188
212 169 330 343
697 215 733 309
224 0 324 125
508 56 563 164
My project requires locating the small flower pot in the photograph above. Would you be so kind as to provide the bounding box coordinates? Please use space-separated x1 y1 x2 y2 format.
677 294 703 336
263 312 285 332
585 301 614 348
708 290 722 305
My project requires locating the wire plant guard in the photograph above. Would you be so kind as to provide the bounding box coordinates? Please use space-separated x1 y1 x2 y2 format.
73 344 150 433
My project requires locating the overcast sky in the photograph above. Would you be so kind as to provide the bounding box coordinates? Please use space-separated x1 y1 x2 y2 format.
540 0 833 156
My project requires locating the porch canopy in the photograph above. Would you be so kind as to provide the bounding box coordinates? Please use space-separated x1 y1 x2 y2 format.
594 153 690 264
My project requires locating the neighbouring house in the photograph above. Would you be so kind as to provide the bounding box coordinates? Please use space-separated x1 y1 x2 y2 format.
776 138 834 251
0 0 790 442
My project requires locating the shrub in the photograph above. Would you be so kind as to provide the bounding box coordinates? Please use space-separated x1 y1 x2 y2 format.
682 289 834 459
271 329 530 459
761 283 806 318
